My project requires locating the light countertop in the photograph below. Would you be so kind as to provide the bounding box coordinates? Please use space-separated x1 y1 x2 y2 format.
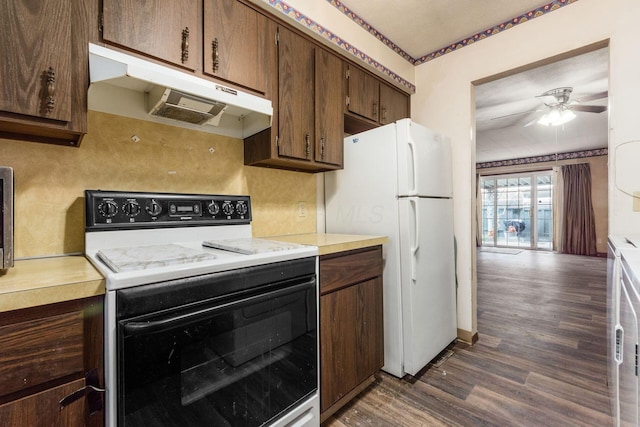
267 233 388 255
0 234 386 312
0 256 105 313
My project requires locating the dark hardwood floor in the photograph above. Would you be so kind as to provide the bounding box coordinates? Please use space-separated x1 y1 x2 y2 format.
323 249 612 426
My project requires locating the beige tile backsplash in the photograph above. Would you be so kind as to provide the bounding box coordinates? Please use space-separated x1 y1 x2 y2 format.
1 111 316 258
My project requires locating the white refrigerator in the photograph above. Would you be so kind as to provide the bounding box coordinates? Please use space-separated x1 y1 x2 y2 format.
324 118 457 377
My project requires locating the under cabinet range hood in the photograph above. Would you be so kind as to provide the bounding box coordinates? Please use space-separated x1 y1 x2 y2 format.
87 43 272 138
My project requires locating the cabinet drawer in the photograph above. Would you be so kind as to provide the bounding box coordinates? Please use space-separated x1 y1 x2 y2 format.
0 311 84 397
0 378 86 427
320 246 382 294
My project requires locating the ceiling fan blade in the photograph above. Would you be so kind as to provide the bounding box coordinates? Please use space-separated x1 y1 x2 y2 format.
575 91 608 103
569 105 607 113
523 116 539 127
490 109 544 121
490 110 533 120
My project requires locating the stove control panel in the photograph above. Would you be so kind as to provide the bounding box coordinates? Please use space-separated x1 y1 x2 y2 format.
85 190 251 230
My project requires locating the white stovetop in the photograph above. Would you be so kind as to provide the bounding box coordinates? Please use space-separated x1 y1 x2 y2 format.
85 226 318 290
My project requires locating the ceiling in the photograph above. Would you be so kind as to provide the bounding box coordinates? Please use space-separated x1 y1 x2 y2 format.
339 0 609 163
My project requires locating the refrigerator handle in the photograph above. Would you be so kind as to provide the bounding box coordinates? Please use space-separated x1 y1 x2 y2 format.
407 136 418 195
615 324 623 365
410 199 420 282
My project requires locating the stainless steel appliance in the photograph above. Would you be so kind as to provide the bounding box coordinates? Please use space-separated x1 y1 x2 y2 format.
84 190 319 427
0 166 13 269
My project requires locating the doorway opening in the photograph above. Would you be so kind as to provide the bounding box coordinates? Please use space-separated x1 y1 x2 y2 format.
480 171 553 250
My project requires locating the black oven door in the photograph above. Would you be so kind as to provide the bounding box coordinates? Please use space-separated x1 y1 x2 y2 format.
116 259 317 427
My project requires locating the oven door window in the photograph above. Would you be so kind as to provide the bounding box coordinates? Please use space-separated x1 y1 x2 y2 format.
118 278 317 426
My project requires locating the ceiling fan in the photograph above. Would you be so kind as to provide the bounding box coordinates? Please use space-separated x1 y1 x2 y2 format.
492 87 608 127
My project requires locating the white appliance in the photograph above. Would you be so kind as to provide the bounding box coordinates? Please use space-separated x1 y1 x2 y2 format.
84 190 319 427
88 43 272 138
619 249 640 427
324 118 457 377
608 235 640 427
608 236 638 427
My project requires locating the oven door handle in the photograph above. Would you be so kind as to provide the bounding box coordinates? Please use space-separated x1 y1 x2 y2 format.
121 277 316 336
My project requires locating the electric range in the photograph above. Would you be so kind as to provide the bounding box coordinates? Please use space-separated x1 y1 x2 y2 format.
84 190 320 427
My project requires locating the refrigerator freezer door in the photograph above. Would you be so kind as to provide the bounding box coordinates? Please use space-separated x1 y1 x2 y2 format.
398 197 457 376
395 118 452 198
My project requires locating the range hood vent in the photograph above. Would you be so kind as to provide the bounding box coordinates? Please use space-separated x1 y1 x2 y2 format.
88 43 272 138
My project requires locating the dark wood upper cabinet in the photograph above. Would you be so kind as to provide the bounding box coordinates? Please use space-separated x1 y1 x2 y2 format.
344 62 410 134
380 82 409 125
315 49 344 167
203 0 269 94
1 0 71 122
277 26 316 162
243 25 345 172
346 64 380 122
102 0 199 71
0 0 87 146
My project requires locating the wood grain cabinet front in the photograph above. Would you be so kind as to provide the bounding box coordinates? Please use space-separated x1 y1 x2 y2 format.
102 0 199 71
344 63 410 134
0 0 88 146
243 26 344 172
319 246 384 422
203 0 270 94
0 296 104 427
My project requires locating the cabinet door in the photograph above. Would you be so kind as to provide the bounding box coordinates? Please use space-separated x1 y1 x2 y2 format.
347 65 379 122
0 378 86 427
380 83 409 125
320 277 383 411
0 311 84 398
320 285 358 411
102 0 198 70
0 0 72 122
355 277 384 382
315 49 344 168
203 0 269 94
277 27 315 162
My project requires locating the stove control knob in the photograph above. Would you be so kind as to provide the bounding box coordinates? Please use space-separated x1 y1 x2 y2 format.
222 201 234 216
208 201 220 216
123 201 140 217
98 200 118 218
146 200 162 217
236 202 248 216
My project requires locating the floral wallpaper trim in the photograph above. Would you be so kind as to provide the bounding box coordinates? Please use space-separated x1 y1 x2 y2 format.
266 0 416 93
414 0 578 65
265 0 577 93
476 147 607 170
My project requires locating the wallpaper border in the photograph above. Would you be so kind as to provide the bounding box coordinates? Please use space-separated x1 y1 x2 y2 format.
476 147 607 170
265 0 577 94
266 0 416 93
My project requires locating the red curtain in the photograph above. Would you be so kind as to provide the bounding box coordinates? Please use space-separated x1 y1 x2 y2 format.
561 163 597 255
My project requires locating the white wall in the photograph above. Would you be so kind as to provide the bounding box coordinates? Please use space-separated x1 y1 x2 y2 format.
411 0 640 334
250 0 640 337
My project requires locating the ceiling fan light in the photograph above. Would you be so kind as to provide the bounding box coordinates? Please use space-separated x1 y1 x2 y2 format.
537 108 576 126
556 109 576 125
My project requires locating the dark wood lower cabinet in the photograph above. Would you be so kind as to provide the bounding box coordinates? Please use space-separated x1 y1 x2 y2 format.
0 296 104 427
0 378 86 426
319 246 384 422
